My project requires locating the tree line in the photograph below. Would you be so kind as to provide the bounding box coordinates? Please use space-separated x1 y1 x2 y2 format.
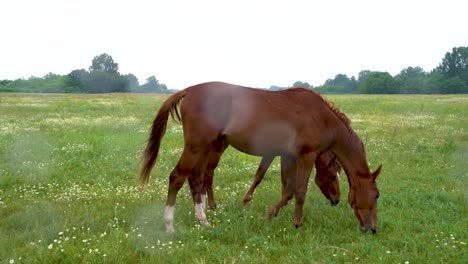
282 46 468 94
1 47 467 94
0 54 173 94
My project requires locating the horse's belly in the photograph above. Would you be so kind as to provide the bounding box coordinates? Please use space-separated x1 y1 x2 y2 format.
224 128 298 157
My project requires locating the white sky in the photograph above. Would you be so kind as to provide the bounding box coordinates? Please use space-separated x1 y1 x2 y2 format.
1 0 466 89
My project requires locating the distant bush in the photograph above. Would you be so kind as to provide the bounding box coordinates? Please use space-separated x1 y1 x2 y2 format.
314 85 354 94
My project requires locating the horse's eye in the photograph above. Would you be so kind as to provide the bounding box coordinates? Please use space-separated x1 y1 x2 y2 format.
375 193 380 199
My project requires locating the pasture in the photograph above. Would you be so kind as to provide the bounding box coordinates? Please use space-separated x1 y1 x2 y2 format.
0 92 466 263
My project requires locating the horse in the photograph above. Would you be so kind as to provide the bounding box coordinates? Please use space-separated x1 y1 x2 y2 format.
200 150 341 210
140 82 382 234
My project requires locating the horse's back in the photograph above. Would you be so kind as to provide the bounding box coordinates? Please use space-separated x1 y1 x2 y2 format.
180 82 336 156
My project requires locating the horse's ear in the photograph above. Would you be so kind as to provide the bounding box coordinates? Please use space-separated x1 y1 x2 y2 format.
372 164 382 180
327 155 337 167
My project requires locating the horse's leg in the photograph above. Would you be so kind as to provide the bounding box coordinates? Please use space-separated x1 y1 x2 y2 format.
201 158 216 210
201 154 215 211
242 155 275 205
269 155 297 219
185 148 212 227
292 152 317 228
165 146 208 232
203 140 228 209
164 168 183 233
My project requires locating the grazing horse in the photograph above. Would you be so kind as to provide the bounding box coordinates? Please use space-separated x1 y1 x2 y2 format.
201 150 341 210
140 82 382 233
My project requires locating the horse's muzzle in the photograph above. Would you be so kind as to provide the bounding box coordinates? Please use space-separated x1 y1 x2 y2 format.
359 225 377 235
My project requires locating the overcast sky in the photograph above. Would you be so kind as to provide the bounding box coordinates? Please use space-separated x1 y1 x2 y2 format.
1 0 466 89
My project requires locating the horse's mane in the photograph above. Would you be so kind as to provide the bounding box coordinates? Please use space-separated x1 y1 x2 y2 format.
289 87 352 128
320 95 352 127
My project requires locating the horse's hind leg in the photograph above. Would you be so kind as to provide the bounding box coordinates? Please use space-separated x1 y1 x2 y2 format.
269 156 297 219
187 156 211 227
242 155 275 205
293 152 316 228
165 166 187 232
165 146 209 232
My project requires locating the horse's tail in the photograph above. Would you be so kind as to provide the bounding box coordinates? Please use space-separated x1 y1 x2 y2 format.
140 89 188 187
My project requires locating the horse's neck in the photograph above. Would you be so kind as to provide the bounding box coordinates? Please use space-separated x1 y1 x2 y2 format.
331 129 370 186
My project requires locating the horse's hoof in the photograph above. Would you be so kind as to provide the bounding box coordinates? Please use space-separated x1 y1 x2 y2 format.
201 219 211 227
242 195 252 206
268 209 277 220
293 219 302 228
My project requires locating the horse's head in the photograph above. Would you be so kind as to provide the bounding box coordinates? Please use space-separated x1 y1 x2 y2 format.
348 165 382 234
314 152 341 206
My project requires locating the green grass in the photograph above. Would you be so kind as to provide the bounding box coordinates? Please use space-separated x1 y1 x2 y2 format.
0 93 466 263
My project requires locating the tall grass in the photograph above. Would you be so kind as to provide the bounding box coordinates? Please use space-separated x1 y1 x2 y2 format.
0 93 466 263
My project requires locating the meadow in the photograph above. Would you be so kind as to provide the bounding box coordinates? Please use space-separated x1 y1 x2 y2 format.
0 92 466 263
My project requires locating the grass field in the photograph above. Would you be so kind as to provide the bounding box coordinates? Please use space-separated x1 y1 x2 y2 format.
0 92 466 263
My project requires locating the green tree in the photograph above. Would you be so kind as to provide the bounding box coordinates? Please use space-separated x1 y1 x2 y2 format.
142 76 159 92
85 71 128 93
89 53 119 73
358 70 371 84
395 66 428 94
349 76 358 93
292 81 311 88
323 74 358 93
41 73 69 93
359 72 399 94
159 83 168 92
84 53 128 93
67 69 89 93
0 80 12 86
124 74 139 91
138 76 168 93
314 85 348 94
435 47 468 93
429 73 466 94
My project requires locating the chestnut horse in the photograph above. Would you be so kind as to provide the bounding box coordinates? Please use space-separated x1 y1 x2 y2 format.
201 150 341 210
140 82 382 233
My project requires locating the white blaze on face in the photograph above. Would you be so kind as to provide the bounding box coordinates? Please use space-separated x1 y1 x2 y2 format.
195 203 211 227
336 172 340 181
164 205 175 233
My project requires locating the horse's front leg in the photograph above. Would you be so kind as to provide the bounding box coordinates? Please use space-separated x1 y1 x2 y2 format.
269 156 296 219
293 152 316 228
243 155 275 205
204 140 228 209
201 171 212 210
